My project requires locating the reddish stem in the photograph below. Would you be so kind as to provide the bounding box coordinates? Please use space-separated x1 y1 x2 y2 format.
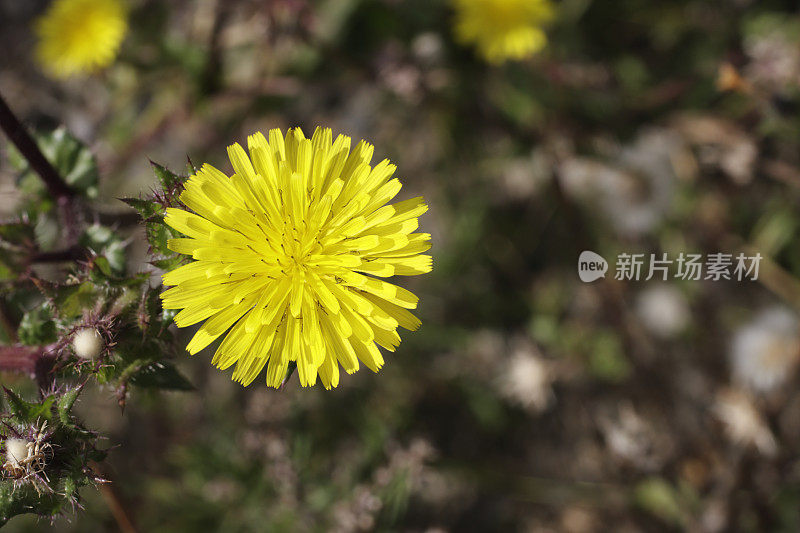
0 345 41 376
0 344 57 392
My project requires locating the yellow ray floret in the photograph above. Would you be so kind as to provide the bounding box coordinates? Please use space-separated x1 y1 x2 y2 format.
161 127 432 389
35 0 128 79
452 0 554 64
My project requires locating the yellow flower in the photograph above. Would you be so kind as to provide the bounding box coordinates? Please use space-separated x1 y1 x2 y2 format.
161 128 432 389
35 0 128 78
452 0 554 64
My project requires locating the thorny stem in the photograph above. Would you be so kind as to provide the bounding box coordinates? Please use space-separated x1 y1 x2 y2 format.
0 91 80 243
0 94 85 393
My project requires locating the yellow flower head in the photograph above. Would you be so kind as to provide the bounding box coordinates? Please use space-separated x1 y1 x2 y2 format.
161 128 432 389
452 0 554 64
35 0 128 78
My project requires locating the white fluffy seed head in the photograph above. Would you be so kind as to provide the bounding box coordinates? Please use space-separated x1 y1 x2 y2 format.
730 307 800 393
5 438 29 465
72 328 104 360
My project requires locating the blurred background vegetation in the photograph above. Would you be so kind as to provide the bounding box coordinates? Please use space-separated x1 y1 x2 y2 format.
4 0 800 530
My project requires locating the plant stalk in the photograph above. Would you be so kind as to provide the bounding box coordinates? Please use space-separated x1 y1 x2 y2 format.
0 92 75 200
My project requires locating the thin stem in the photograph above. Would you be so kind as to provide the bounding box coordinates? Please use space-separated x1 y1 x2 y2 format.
0 299 17 342
0 91 81 245
29 246 87 264
200 0 230 95
0 92 75 200
35 352 57 393
0 345 57 393
97 209 145 227
91 461 138 533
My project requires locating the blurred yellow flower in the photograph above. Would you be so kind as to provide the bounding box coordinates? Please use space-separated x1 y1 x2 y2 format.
35 0 128 78
161 128 432 389
452 0 554 64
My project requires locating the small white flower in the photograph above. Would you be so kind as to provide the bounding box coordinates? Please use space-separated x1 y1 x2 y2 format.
411 32 444 64
713 389 777 456
599 405 662 470
72 328 104 360
5 438 29 465
636 285 689 339
497 149 552 200
730 307 800 393
496 342 553 413
744 31 800 92
559 128 684 237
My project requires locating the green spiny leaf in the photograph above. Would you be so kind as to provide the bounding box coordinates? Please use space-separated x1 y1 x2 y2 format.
56 384 85 424
2 387 30 420
8 127 99 199
150 255 186 272
120 197 164 220
3 388 54 423
54 282 99 318
17 305 57 345
146 219 179 256
150 160 185 189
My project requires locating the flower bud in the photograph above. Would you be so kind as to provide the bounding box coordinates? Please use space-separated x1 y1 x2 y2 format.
5 438 28 465
72 328 104 360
